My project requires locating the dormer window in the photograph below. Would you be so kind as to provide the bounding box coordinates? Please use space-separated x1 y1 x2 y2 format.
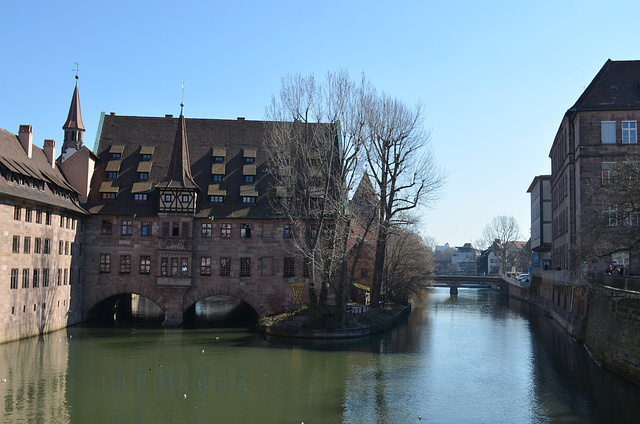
108 171 118 179
111 152 121 159
213 156 224 163
140 146 155 160
244 175 254 183
245 157 255 164
109 145 125 159
212 148 226 163
213 174 223 182
139 172 149 181
243 148 257 164
141 154 151 160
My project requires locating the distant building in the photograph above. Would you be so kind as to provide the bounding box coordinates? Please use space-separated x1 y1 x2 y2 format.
451 243 478 275
527 175 551 269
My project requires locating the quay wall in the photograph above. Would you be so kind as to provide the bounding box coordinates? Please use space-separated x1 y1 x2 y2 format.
505 269 640 384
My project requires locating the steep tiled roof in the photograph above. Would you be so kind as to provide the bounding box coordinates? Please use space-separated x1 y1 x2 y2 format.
89 114 327 218
156 114 199 190
0 128 87 214
569 59 640 112
62 84 85 131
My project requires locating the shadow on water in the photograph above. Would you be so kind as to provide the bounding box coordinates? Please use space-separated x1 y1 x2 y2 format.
82 295 258 329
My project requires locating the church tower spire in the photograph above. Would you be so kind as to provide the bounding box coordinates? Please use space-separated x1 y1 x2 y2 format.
61 73 85 160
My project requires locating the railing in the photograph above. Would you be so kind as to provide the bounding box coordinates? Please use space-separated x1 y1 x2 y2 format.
596 274 640 292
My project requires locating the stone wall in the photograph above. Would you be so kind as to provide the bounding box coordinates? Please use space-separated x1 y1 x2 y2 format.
585 286 640 383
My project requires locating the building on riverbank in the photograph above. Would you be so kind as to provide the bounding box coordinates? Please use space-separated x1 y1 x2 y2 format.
549 59 640 272
0 87 88 342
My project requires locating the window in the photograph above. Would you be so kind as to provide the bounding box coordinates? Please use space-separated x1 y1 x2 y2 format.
57 269 62 286
111 152 121 159
141 221 152 236
45 212 51 225
242 196 256 204
181 222 189 237
35 210 42 224
213 174 223 182
210 195 224 203
134 193 148 201
162 222 170 237
12 236 20 253
108 171 118 179
100 254 111 273
161 258 169 276
623 203 640 227
101 192 116 200
182 258 190 276
121 220 132 235
59 240 63 255
44 238 50 254
23 237 31 254
213 156 224 163
241 223 251 238
25 207 32 222
34 238 41 254
284 224 294 238
10 269 18 289
172 222 180 236
42 269 49 287
244 157 255 164
244 175 255 184
102 220 113 234
604 204 618 226
601 121 616 144
612 251 630 265
22 269 29 288
120 255 131 273
139 172 149 180
284 257 295 277
141 153 152 160
201 223 212 238
65 241 69 255
240 257 251 276
201 257 211 275
602 162 616 185
221 223 232 238
164 194 172 202
182 194 190 203
220 257 231 276
32 269 39 288
140 256 151 274
622 121 637 144
63 268 68 285
14 205 21 221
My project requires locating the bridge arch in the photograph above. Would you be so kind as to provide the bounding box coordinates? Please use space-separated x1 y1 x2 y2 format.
184 284 268 317
83 284 166 319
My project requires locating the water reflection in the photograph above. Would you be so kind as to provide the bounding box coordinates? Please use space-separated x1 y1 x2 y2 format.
1 288 640 423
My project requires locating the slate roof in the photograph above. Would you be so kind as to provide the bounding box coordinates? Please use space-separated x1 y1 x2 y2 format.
88 114 332 219
62 83 85 131
569 59 640 112
0 127 87 214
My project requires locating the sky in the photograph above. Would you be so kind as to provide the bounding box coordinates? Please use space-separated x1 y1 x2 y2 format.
2 0 640 248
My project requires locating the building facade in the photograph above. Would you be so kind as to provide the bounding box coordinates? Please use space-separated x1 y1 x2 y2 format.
549 59 640 271
528 175 551 269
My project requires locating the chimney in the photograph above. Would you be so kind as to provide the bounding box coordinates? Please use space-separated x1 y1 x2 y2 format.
18 125 33 158
237 117 245 121
165 114 173 119
44 139 56 169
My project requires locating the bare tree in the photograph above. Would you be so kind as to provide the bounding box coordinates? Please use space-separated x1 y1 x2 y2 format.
480 216 522 274
263 72 364 318
361 90 445 307
384 227 434 304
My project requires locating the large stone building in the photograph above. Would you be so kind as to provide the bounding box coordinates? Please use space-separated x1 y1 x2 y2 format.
549 59 640 271
0 86 88 342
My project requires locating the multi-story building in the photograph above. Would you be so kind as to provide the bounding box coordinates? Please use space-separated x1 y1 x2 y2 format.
549 59 640 271
0 101 88 342
527 175 551 269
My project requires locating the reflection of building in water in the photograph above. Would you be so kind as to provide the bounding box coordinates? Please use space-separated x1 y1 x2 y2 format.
0 331 69 422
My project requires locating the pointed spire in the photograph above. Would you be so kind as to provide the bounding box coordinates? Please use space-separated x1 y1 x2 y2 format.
63 76 85 131
157 113 199 190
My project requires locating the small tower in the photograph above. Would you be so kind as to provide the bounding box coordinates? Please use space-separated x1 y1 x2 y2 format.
156 102 199 214
61 74 85 161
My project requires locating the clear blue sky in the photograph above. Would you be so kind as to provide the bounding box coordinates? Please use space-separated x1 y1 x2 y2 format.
2 0 640 248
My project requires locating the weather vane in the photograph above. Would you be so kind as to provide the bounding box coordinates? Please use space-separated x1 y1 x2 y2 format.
180 82 185 115
73 61 79 80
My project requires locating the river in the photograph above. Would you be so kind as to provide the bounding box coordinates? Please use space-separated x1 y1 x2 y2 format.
1 288 639 423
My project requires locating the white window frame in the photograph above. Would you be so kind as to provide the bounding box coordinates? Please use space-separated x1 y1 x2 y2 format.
622 120 637 144
602 162 616 185
601 121 616 144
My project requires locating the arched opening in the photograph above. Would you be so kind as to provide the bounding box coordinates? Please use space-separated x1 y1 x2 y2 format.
184 296 259 328
85 294 164 328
